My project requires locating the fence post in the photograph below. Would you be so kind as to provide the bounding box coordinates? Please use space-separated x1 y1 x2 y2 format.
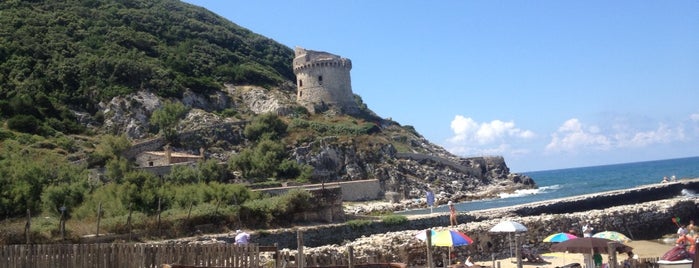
96 202 102 237
25 209 31 245
60 205 66 241
127 203 133 242
157 197 162 237
348 245 354 268
297 230 305 268
426 229 434 268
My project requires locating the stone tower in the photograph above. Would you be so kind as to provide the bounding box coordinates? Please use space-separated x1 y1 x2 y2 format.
293 47 359 114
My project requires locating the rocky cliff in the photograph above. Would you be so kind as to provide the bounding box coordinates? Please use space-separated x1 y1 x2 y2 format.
104 84 535 204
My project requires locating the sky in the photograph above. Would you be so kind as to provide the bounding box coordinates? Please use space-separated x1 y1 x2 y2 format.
181 1 699 172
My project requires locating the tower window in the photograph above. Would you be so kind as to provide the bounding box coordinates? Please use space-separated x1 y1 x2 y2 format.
318 76 323 85
298 79 303 87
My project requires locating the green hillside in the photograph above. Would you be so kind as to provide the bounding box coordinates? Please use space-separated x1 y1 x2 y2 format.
0 0 530 245
0 0 293 130
0 0 336 243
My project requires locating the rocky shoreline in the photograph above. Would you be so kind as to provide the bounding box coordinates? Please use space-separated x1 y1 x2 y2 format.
164 179 699 266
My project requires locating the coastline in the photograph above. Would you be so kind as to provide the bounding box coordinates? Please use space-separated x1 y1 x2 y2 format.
169 179 699 267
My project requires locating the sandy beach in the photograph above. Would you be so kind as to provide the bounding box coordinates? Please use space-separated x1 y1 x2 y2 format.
472 240 675 268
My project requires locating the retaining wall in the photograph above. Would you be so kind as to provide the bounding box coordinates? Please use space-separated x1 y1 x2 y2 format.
251 180 699 251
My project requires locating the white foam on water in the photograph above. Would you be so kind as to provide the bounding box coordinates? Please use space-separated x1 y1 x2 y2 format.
680 188 697 197
497 184 562 199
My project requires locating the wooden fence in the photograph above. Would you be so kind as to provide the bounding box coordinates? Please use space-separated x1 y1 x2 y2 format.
0 243 276 268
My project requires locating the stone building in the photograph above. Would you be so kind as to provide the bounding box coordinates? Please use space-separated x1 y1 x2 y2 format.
134 144 204 167
293 47 359 114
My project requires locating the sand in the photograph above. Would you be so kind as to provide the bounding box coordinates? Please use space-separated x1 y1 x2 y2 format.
471 240 675 268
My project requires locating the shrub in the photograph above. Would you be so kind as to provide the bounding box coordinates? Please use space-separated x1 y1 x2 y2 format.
346 219 373 230
240 189 311 228
7 114 41 134
381 215 408 226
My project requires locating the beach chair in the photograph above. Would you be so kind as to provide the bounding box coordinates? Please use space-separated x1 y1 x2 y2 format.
520 245 547 263
556 263 582 268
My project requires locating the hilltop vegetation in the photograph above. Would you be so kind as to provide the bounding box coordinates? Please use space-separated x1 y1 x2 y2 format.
0 0 293 126
0 0 411 243
0 0 534 244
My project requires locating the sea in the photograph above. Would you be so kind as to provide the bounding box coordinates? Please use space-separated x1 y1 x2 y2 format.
397 156 699 215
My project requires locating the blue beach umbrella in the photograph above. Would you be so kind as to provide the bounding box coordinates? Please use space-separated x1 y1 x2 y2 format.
543 232 578 243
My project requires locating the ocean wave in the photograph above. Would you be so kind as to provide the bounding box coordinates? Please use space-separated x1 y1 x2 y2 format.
497 184 561 199
680 189 698 197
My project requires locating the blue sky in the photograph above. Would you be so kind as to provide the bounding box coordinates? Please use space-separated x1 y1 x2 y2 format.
182 1 699 172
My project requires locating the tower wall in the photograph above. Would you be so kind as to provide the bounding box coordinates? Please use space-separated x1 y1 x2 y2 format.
293 47 359 114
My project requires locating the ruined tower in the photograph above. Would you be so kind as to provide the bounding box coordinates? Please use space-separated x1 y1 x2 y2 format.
293 47 359 114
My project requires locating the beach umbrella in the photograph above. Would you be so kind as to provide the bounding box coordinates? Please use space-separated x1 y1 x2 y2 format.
550 237 633 268
416 229 474 265
490 220 528 233
592 231 632 243
543 232 578 243
490 220 528 257
416 229 474 246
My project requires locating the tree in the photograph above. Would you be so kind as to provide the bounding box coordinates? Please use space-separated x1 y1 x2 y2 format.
150 101 189 141
243 113 287 142
228 138 312 182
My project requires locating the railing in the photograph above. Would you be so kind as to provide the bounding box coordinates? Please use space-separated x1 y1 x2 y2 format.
0 243 274 268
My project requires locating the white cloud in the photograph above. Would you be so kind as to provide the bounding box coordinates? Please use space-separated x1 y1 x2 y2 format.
446 115 535 157
618 124 685 147
691 113 699 122
546 118 611 152
546 118 687 152
448 115 536 145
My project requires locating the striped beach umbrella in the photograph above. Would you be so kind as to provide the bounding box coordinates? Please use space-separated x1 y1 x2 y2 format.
543 232 578 242
592 231 632 243
416 229 474 246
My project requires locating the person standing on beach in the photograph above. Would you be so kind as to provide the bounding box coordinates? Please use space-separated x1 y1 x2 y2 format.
448 201 458 227
583 223 594 237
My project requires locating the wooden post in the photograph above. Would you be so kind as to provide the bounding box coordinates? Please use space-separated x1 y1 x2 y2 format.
426 229 434 268
60 205 66 241
127 203 133 242
297 230 305 268
157 197 162 237
515 233 523 268
274 243 280 268
25 209 31 245
608 242 618 268
492 253 496 268
96 202 102 237
348 245 354 268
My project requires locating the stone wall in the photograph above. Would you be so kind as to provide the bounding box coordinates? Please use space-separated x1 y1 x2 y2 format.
396 153 480 177
254 179 382 202
299 187 345 223
248 179 699 251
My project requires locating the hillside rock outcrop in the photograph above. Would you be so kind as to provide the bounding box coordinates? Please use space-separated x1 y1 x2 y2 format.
108 88 535 204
